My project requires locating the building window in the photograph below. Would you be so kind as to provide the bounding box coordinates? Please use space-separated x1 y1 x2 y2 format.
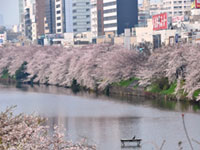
73 23 77 25
57 17 61 20
73 3 76 6
86 15 90 18
103 1 116 7
57 29 61 32
86 21 90 24
86 8 90 11
56 0 60 2
104 9 116 14
73 10 77 13
57 10 61 14
87 28 90 31
86 2 89 5
73 16 77 19
57 23 61 26
73 29 77 32
56 4 60 8
104 23 117 28
104 16 117 21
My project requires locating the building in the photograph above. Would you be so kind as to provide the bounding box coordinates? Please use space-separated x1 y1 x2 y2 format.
54 0 91 34
19 0 25 32
35 0 46 37
20 0 46 43
44 0 56 34
55 0 66 34
72 0 91 33
149 2 163 16
24 0 33 40
91 0 104 38
162 0 192 17
138 0 151 27
19 0 24 24
12 25 20 33
0 32 7 46
103 0 138 35
65 0 73 32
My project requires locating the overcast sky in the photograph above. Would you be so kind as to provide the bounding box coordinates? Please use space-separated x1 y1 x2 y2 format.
0 0 159 27
0 0 19 27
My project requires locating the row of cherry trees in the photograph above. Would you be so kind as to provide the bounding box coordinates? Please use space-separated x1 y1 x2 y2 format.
0 44 143 90
0 43 200 100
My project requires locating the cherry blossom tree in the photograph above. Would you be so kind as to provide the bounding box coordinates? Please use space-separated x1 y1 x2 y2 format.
0 106 96 150
138 43 200 101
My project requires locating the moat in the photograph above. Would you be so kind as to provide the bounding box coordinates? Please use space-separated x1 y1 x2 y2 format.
0 84 200 150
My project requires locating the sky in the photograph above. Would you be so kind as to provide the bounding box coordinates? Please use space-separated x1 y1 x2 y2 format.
0 0 159 27
0 0 19 27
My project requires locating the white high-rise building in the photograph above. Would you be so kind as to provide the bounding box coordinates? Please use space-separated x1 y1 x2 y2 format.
54 0 91 34
162 0 192 17
55 0 66 34
103 0 117 33
91 0 104 38
91 0 98 37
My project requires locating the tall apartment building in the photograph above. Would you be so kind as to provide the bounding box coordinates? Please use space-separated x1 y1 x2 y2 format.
162 0 192 17
21 0 46 42
54 0 91 34
19 0 25 33
138 0 151 27
103 0 138 35
36 0 46 37
19 0 24 25
91 0 104 38
72 0 91 33
65 0 73 32
149 2 163 16
55 0 66 34
24 0 35 40
44 0 56 34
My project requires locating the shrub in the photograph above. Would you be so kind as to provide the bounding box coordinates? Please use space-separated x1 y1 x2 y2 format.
15 61 30 81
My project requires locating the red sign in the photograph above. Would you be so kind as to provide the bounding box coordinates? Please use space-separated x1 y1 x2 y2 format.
153 13 168 31
172 16 184 23
195 0 200 8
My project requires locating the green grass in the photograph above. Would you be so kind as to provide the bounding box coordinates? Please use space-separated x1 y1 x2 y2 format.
146 79 177 96
147 84 162 93
116 77 139 87
161 82 177 95
1 68 10 79
193 89 200 99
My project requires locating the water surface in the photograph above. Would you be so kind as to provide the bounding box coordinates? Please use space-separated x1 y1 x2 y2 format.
0 84 200 150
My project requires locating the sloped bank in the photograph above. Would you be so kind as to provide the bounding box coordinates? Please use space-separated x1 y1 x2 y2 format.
106 77 200 106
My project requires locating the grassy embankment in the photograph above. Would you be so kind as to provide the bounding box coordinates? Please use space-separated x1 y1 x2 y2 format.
113 77 200 101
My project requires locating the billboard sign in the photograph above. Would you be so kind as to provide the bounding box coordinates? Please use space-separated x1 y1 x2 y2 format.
153 13 168 31
195 0 200 8
172 16 184 23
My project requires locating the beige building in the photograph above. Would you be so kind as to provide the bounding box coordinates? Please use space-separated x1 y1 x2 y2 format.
0 32 7 46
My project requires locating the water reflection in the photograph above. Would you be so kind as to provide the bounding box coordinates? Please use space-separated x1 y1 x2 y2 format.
0 83 200 150
45 116 142 150
1 83 200 113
